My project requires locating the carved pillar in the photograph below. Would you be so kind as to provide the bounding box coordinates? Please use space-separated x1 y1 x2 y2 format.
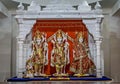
23 44 28 72
16 38 24 78
83 19 97 64
83 18 103 77
16 19 36 77
16 17 24 77
95 39 102 77
95 18 103 78
93 44 97 66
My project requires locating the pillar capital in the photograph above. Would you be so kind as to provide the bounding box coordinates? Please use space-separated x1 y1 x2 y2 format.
95 36 103 42
96 17 103 24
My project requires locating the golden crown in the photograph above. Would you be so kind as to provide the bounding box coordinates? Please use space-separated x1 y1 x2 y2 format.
77 32 83 39
35 30 42 39
56 31 63 38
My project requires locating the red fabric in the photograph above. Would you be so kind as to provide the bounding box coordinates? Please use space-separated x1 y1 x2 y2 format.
32 19 88 75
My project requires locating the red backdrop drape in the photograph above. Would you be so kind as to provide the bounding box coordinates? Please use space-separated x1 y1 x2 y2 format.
32 19 88 75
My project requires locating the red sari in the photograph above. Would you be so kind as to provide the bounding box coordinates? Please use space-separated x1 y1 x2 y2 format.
70 39 95 74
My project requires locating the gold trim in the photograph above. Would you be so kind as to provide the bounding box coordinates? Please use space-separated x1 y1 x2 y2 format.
50 77 70 81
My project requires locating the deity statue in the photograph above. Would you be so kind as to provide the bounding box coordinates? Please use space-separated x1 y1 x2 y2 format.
26 31 48 77
26 55 34 78
34 31 48 76
70 32 95 76
51 30 69 76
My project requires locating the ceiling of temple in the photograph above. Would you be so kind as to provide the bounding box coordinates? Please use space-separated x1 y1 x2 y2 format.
0 0 118 10
12 0 102 5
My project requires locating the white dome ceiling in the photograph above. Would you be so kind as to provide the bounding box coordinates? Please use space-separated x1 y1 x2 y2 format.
12 0 102 6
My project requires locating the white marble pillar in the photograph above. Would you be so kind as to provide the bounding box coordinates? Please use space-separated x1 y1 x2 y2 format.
16 19 36 77
101 50 104 76
23 44 28 72
93 44 97 66
95 39 102 77
83 19 97 65
16 39 24 78
95 18 103 78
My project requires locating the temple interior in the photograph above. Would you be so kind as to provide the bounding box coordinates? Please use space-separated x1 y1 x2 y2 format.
0 0 120 84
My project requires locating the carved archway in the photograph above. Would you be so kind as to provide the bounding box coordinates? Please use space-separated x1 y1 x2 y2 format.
30 19 91 75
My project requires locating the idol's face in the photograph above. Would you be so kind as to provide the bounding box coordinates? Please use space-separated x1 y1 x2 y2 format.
78 38 83 43
36 39 41 44
57 37 62 43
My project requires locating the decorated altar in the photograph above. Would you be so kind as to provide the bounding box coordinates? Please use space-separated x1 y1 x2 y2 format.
26 19 95 77
8 0 111 81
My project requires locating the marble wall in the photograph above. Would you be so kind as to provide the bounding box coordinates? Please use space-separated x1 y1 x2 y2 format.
102 15 120 82
11 15 18 77
0 15 12 81
0 13 18 81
